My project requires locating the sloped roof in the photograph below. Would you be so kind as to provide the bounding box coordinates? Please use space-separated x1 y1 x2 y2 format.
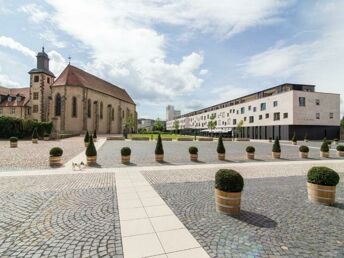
52 65 135 105
0 86 30 107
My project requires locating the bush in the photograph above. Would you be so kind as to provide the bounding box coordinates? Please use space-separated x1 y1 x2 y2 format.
49 147 63 157
291 132 297 142
320 139 329 152
217 135 225 154
307 166 339 186
189 146 198 154
93 129 97 139
272 138 281 153
215 169 244 192
155 134 164 155
9 136 18 142
121 147 131 156
299 145 309 153
84 131 90 143
86 136 97 156
246 146 255 153
336 145 344 151
32 128 39 139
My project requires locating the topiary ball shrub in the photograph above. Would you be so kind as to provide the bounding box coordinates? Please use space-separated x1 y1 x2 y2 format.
272 138 281 153
320 139 329 152
32 128 39 139
155 134 164 155
49 147 63 157
9 137 18 142
215 169 244 192
189 146 198 154
217 135 225 154
307 167 339 186
299 145 309 153
336 145 344 151
86 136 97 157
121 147 131 156
246 146 255 153
84 131 90 143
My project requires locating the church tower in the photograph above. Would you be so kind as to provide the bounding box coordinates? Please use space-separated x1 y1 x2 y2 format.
28 47 55 121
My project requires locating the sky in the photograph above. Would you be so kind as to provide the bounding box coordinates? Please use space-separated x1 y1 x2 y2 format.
0 0 343 119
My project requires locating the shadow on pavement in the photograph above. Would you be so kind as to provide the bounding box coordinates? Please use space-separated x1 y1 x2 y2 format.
235 210 277 228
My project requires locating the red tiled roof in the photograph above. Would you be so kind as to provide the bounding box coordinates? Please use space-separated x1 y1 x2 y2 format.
52 65 135 105
0 86 30 107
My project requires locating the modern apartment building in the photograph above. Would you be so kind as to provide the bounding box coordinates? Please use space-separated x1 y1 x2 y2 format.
166 105 181 121
166 84 340 140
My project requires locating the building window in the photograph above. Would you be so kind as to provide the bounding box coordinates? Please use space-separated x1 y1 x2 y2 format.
329 113 334 119
249 116 254 123
244 117 247 122
248 106 251 111
47 77 50 84
55 94 61 116
236 110 239 114
266 113 269 119
34 75 39 82
283 112 288 119
273 101 278 107
100 102 103 119
8 96 12 102
316 99 320 105
253 107 257 112
299 97 306 107
233 119 237 125
259 115 262 120
241 107 245 114
112 108 115 121
260 103 266 111
316 113 320 119
273 112 280 121
122 110 125 118
10 107 15 114
33 105 39 113
72 97 77 117
87 99 91 118
33 92 39 100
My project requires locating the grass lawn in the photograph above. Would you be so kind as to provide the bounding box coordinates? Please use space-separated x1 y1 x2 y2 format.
128 133 194 140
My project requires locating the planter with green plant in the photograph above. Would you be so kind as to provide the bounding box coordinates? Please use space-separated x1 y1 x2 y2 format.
215 169 244 216
246 146 255 160
189 146 198 161
44 132 50 141
49 147 63 167
320 139 329 158
155 134 164 162
336 145 344 157
9 137 18 148
291 132 297 145
32 128 39 143
86 136 97 165
307 166 339 206
93 129 97 142
299 145 309 158
217 136 225 160
333 138 339 145
121 147 131 164
84 131 90 147
272 138 281 159
304 133 308 142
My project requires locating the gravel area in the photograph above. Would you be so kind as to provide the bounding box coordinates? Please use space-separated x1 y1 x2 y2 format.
0 173 123 257
0 137 85 171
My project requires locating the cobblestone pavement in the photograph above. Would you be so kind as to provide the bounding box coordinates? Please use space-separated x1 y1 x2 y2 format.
0 137 85 171
98 140 341 168
0 173 123 257
144 167 344 257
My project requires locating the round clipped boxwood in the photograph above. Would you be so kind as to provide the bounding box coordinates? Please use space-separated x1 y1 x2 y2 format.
189 146 198 155
246 146 255 153
50 147 63 157
121 147 131 156
336 145 344 151
320 139 329 158
299 145 309 153
10 137 18 142
337 145 344 157
215 169 244 192
307 167 339 186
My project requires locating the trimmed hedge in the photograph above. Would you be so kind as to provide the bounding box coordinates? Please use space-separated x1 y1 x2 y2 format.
86 136 97 156
272 138 281 153
50 147 63 157
121 147 131 156
320 139 329 152
299 145 309 153
336 145 344 151
155 134 164 155
307 166 339 186
215 169 244 192
189 146 198 154
217 135 225 154
246 146 255 153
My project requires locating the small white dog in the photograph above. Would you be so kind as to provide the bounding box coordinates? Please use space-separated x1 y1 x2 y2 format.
72 161 86 170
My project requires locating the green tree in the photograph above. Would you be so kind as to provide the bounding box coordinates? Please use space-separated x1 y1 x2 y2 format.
173 120 180 134
153 118 164 131
236 120 244 138
125 114 136 136
207 114 216 136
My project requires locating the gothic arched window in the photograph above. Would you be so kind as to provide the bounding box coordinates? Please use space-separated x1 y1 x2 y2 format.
112 108 115 121
72 97 77 117
55 94 61 116
87 99 91 118
100 102 103 119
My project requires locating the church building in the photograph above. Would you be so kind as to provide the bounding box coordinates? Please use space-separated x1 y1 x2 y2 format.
0 48 137 134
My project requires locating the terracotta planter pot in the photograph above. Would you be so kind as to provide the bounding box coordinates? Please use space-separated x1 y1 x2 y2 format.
337 151 344 157
155 154 164 162
246 152 255 160
121 155 130 164
10 142 18 148
292 141 297 145
49 156 62 167
218 153 225 160
190 154 198 161
307 182 336 206
87 155 97 166
32 138 38 144
320 151 329 158
272 152 281 159
299 152 308 159
215 189 241 216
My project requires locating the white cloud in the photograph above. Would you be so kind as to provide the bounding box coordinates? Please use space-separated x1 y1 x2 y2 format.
40 30 67 49
48 50 67 76
199 69 208 76
0 72 19 87
0 36 35 59
19 3 49 23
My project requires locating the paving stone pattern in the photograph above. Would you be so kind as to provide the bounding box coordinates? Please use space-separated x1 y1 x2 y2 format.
149 175 344 257
0 173 123 257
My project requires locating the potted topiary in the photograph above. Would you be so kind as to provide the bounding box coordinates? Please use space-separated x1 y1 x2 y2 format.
320 138 329 158
246 146 255 160
32 128 39 144
86 136 97 165
189 146 198 161
215 169 244 216
155 134 164 162
299 145 309 158
272 138 281 159
327 139 332 146
49 147 63 167
9 137 18 148
84 131 90 147
304 133 308 142
93 129 97 142
291 132 297 145
307 166 339 206
333 138 339 145
217 135 225 160
121 147 131 164
336 145 344 157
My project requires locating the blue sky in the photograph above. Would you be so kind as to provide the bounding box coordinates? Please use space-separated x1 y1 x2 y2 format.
0 0 343 119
